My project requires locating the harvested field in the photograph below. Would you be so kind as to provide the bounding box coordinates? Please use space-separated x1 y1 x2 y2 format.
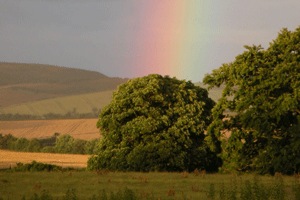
0 118 101 141
0 149 91 169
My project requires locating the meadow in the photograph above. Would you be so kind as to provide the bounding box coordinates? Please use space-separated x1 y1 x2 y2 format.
1 91 114 116
1 166 300 200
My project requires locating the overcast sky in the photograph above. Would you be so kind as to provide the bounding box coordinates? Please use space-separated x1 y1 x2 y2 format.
1 0 300 83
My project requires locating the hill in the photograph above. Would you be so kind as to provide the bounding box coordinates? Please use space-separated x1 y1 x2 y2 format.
1 82 225 117
0 62 129 107
0 62 227 119
1 90 114 116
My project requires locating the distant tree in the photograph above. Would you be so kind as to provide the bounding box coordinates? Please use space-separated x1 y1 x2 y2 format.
0 134 4 149
84 138 98 155
87 74 220 172
14 137 30 152
27 138 41 152
72 139 87 154
203 27 300 175
41 146 55 153
2 134 18 150
54 132 60 139
54 134 75 154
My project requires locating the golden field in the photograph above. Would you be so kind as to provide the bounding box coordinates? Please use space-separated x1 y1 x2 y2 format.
0 118 101 141
0 149 91 169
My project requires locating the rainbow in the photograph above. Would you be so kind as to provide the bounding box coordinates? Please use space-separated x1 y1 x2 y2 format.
126 1 213 82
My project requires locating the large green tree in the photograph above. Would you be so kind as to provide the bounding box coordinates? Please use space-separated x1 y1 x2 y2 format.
87 74 220 172
203 27 300 175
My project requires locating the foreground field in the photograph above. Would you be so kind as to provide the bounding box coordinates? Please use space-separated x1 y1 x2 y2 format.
0 118 100 141
0 170 299 200
0 150 91 169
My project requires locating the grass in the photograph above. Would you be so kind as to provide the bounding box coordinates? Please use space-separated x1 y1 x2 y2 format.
2 90 114 115
0 169 300 200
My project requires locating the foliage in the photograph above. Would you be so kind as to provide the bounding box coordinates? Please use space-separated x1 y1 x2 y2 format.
84 138 102 155
0 110 102 121
38 137 56 148
0 133 17 149
54 134 75 154
10 160 63 172
27 138 41 152
14 137 30 152
88 74 220 172
72 139 87 154
203 27 300 174
41 146 56 153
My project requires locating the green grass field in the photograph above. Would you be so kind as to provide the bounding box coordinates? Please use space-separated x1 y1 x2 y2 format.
1 90 114 115
2 84 226 117
1 169 299 200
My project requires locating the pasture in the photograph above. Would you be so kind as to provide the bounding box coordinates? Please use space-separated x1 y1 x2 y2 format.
0 167 299 200
0 90 114 116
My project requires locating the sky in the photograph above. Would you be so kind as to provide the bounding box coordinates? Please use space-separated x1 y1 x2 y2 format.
1 0 300 83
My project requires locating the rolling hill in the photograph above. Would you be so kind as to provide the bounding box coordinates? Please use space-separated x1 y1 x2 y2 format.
0 62 129 107
0 62 227 119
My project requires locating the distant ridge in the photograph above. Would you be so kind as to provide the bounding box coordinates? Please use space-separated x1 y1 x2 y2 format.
0 62 108 86
0 62 129 107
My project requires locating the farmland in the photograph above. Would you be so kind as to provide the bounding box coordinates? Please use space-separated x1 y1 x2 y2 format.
0 90 114 116
0 82 224 117
0 150 90 169
0 118 100 141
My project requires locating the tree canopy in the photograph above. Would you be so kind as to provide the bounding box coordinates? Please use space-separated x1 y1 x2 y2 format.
87 74 220 172
203 27 300 175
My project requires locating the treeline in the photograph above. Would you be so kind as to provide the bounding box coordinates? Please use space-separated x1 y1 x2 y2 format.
0 107 101 121
0 133 101 155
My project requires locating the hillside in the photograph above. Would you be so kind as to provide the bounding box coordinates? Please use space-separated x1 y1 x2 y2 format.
0 62 227 119
1 90 114 116
1 82 225 117
0 62 129 107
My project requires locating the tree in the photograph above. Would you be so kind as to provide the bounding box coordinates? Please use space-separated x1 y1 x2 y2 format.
14 137 30 152
54 134 75 154
84 138 102 155
27 138 41 152
87 74 220 172
0 134 17 150
72 139 87 154
54 132 60 139
203 27 300 175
